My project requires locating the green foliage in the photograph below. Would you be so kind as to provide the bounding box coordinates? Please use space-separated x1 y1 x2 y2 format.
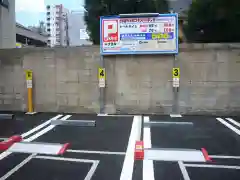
184 0 240 42
84 0 169 44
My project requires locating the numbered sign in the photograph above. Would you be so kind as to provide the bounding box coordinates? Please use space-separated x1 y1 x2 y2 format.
172 68 180 87
25 70 33 88
25 70 33 80
172 68 180 78
98 68 106 88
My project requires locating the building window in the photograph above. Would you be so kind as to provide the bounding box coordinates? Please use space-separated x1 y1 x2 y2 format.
47 12 50 15
47 18 50 21
47 28 51 32
46 5 50 9
47 23 50 26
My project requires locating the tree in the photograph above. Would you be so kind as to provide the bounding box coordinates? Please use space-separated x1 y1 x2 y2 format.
184 0 240 43
84 0 169 44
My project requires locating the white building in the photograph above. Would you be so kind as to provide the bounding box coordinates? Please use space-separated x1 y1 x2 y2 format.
68 11 92 46
46 4 69 47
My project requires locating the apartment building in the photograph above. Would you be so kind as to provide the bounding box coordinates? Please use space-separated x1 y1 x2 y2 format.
46 4 69 47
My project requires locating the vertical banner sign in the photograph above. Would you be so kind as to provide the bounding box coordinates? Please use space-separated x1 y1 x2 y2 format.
172 68 180 87
98 68 106 88
25 70 33 113
100 13 178 55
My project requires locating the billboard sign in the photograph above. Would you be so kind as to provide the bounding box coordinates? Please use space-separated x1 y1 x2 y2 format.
100 13 178 55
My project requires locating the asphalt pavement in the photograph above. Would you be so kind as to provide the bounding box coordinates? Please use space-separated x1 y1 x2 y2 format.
0 112 240 180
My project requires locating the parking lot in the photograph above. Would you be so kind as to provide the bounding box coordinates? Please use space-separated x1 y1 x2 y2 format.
0 112 240 180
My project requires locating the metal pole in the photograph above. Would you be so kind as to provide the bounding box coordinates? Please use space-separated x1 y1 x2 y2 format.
99 55 105 114
172 55 179 114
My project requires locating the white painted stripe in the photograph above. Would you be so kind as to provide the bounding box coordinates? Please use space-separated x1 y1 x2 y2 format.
210 155 240 159
216 118 240 136
120 116 142 180
21 114 63 138
226 118 240 128
184 164 240 169
24 115 72 142
143 116 155 180
34 155 97 163
0 115 64 160
178 161 191 180
84 161 99 180
67 149 125 155
0 154 36 180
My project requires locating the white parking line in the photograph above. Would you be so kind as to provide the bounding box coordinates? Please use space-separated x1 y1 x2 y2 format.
34 155 97 163
35 155 100 180
0 153 36 180
184 164 240 169
210 155 240 159
120 116 142 180
21 114 63 138
67 149 125 155
216 118 240 136
24 115 72 142
84 161 99 180
178 161 191 180
143 116 155 180
226 118 240 128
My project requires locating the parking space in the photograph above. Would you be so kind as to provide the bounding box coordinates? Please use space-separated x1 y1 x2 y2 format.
144 115 240 180
36 114 133 152
0 112 135 180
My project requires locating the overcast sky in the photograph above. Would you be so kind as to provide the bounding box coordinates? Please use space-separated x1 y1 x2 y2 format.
16 0 85 26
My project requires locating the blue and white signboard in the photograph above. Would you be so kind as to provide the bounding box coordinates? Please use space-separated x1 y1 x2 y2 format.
100 13 178 55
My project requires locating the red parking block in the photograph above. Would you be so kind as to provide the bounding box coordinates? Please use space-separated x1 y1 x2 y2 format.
135 141 144 160
201 148 212 162
0 135 22 151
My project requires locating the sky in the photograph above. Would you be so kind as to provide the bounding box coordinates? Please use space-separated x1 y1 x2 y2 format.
16 0 85 27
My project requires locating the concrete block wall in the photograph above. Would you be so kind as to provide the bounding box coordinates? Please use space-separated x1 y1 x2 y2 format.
0 43 240 114
0 47 100 113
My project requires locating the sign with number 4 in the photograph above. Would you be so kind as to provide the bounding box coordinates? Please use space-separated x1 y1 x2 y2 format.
98 68 106 88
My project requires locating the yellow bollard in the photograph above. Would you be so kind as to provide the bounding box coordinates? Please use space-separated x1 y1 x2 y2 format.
25 70 33 113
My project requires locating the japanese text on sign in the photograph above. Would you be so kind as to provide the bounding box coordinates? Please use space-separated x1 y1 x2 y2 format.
100 14 178 55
